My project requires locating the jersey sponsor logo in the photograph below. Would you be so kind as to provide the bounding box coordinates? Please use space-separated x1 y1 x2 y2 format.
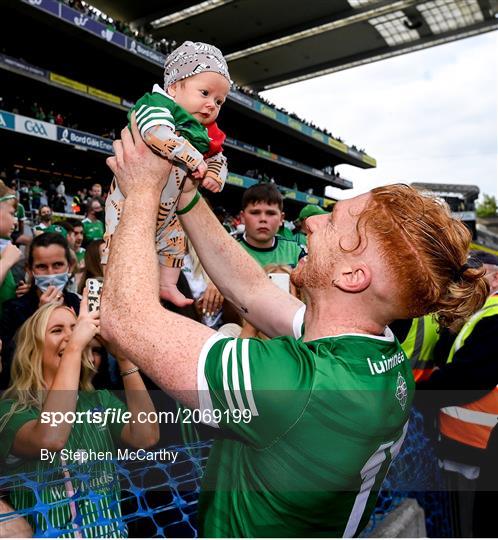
367 351 405 375
395 373 408 410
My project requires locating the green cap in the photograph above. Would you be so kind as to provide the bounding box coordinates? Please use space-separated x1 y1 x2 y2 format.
298 204 328 221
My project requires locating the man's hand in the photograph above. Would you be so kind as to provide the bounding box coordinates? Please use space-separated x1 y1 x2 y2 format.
106 112 172 198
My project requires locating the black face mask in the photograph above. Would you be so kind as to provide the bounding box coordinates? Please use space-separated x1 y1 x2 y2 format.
95 211 105 222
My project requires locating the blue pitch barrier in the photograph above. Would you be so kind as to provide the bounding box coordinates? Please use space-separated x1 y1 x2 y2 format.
0 410 452 537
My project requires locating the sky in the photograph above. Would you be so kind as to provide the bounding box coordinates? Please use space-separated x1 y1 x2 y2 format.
262 31 497 202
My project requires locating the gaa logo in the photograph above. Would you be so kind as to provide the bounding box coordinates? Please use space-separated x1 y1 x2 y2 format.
25 120 48 136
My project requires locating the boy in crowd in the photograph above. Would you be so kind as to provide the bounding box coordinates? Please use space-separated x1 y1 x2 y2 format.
103 41 231 307
238 183 305 268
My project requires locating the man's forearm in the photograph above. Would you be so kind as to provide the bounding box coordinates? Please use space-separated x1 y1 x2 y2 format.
102 193 160 357
179 196 266 304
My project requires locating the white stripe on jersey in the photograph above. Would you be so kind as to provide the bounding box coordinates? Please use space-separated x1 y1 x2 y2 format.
241 339 259 416
139 118 175 138
197 333 226 428
136 105 173 123
231 338 246 412
222 340 237 413
137 111 176 127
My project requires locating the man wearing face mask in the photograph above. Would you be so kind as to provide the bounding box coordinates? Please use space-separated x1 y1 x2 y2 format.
0 232 80 389
33 205 53 236
82 197 105 246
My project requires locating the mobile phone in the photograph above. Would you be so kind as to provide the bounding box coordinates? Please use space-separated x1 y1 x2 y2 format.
268 273 290 293
86 278 103 312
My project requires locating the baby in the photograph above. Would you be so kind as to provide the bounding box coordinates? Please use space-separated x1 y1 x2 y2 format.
102 41 231 306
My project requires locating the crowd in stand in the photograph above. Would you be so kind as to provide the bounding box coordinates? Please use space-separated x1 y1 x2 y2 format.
59 0 178 55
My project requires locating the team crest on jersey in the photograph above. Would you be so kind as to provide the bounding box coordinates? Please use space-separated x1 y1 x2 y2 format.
395 372 408 410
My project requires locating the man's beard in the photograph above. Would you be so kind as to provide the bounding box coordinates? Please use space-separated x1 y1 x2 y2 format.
291 232 337 290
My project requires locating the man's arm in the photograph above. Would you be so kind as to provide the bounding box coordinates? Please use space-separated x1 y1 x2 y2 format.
178 192 303 338
101 119 215 408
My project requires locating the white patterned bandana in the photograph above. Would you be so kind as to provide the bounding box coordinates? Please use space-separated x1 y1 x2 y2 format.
164 41 232 89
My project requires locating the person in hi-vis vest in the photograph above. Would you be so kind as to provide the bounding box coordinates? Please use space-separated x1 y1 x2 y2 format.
417 250 498 537
400 314 440 382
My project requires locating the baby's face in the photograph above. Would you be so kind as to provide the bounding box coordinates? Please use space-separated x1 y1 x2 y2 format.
168 71 230 125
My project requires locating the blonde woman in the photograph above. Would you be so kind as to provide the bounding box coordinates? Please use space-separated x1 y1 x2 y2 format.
0 295 159 537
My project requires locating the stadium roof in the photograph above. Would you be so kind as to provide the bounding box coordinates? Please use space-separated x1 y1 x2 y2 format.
412 182 480 201
87 0 498 90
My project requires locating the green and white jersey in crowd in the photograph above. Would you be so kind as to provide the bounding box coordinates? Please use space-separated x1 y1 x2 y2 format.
82 217 104 242
239 235 305 268
197 308 415 537
0 390 128 538
33 222 50 233
293 230 308 246
75 247 86 264
15 203 26 222
0 239 16 316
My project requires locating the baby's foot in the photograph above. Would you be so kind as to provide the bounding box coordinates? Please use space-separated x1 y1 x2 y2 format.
160 284 194 307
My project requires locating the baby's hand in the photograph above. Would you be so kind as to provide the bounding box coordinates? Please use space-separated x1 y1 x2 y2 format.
201 176 221 193
191 160 208 180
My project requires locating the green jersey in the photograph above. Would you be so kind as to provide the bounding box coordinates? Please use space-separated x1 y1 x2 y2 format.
130 84 210 154
15 203 26 222
239 235 305 268
30 185 44 200
0 390 128 537
0 268 16 317
75 247 86 263
293 230 308 246
197 316 415 537
34 223 50 233
82 217 104 242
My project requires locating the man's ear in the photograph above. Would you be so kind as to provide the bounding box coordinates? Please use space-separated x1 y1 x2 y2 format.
334 263 371 293
240 210 246 224
280 211 285 226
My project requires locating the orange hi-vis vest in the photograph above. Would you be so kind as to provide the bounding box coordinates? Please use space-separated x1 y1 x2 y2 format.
439 294 498 450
